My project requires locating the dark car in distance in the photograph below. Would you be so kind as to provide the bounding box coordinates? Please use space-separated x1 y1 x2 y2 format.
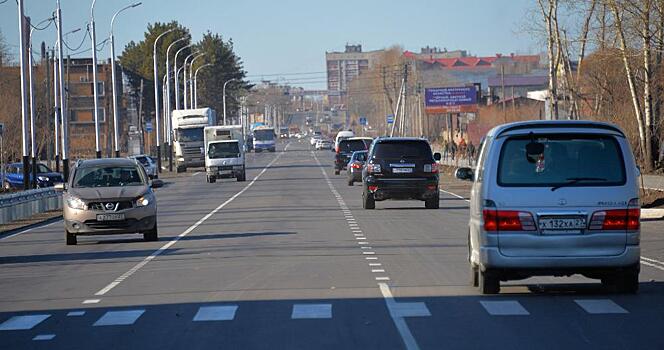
347 150 368 186
362 138 441 209
334 137 372 175
2 163 65 190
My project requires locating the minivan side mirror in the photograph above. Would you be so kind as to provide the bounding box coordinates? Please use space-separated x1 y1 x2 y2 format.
151 179 164 188
455 167 474 181
433 152 442 161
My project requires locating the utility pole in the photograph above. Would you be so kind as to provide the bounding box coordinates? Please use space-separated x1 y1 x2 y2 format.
403 63 408 136
28 18 38 188
57 0 70 179
53 48 60 173
90 0 101 158
18 1 30 190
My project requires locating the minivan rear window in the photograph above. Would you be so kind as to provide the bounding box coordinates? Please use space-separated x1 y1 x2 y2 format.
497 134 626 187
373 141 433 159
339 140 368 153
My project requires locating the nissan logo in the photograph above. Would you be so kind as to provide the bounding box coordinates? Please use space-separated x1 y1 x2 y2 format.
558 199 567 206
105 203 115 210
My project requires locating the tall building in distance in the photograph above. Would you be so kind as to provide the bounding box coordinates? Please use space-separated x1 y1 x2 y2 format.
325 44 383 105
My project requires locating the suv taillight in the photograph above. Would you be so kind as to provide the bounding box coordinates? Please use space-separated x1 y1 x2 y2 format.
367 163 381 173
351 162 362 169
423 163 439 173
483 210 536 232
589 199 640 231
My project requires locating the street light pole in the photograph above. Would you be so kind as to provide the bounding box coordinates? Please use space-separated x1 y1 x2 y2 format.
53 45 60 173
56 0 69 180
152 28 174 174
28 20 38 188
223 78 237 125
182 51 198 109
17 1 30 190
165 37 187 170
188 53 206 108
173 44 193 110
90 0 102 158
193 63 212 109
110 2 142 158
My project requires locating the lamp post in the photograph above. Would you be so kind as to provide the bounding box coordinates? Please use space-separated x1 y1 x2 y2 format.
56 0 69 180
182 51 198 109
173 44 193 110
164 37 187 171
28 21 37 188
193 63 212 109
90 0 102 158
153 28 175 173
188 53 206 108
110 2 142 158
223 78 237 125
17 0 29 189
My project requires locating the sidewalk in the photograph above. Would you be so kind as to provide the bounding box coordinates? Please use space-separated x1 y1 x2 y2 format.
643 175 664 191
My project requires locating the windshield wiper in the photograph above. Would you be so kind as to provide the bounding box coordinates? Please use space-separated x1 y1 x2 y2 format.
551 177 608 191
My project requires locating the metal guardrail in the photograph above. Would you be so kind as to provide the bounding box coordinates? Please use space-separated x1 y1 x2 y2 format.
0 188 62 225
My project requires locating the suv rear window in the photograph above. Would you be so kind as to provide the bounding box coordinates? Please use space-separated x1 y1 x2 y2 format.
497 134 626 187
373 140 433 159
339 139 368 153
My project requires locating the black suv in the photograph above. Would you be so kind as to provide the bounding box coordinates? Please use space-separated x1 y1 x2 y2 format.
362 138 441 209
334 138 372 175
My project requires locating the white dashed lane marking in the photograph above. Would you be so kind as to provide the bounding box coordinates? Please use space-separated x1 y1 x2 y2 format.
82 299 100 304
66 311 85 317
0 314 50 331
193 305 238 321
93 310 145 326
480 301 530 316
291 304 332 319
32 334 56 341
574 299 628 314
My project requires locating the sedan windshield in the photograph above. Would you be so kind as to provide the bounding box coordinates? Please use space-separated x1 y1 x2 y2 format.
72 166 146 188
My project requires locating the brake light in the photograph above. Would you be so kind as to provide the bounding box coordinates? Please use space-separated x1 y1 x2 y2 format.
423 163 439 173
589 209 640 231
368 185 378 192
351 162 362 169
367 163 381 173
483 210 536 232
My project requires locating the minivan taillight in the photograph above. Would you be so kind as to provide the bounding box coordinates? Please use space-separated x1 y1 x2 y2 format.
589 200 640 231
423 163 439 173
351 162 362 169
483 210 536 232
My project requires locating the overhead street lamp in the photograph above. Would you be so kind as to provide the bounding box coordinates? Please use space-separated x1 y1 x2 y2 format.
188 53 206 108
110 2 142 158
193 63 212 109
164 37 187 172
223 78 237 125
56 0 70 180
90 0 101 158
17 0 30 189
173 43 193 110
182 51 198 109
153 28 175 173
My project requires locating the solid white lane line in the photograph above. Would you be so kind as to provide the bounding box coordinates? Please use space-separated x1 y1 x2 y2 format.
82 299 100 304
641 260 664 271
1 220 61 241
291 304 332 319
378 283 425 350
92 152 285 297
66 311 85 317
641 257 664 271
192 172 201 176
0 314 50 331
33 334 55 341
575 299 628 314
93 310 145 326
479 301 529 316
193 305 238 321
440 189 470 203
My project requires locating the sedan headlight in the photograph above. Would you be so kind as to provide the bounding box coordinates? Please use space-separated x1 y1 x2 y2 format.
66 196 85 210
37 175 49 182
135 193 154 207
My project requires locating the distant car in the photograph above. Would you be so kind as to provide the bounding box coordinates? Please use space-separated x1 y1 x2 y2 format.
310 135 323 147
58 158 163 245
2 162 64 190
315 139 333 150
334 137 372 175
362 137 441 209
128 154 158 179
346 150 368 186
456 120 641 294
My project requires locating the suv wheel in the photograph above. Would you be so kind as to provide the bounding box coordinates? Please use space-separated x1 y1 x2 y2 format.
348 179 354 186
425 196 439 209
143 225 158 242
209 176 216 183
237 171 246 182
65 230 77 245
605 267 639 294
479 269 500 294
334 169 340 175
362 190 375 209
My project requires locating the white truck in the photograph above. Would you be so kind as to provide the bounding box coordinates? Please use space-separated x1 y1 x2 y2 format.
204 125 246 183
172 108 217 173
252 126 276 152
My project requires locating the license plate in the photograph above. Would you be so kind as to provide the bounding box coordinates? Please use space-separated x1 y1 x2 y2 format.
538 217 586 231
392 167 413 174
96 213 125 221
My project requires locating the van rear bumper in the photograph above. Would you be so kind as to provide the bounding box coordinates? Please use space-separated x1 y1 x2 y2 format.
480 245 640 270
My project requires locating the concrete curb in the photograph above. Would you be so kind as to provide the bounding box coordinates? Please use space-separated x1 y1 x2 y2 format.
641 208 664 221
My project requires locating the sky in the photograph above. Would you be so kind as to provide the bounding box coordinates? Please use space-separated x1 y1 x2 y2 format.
1 0 540 89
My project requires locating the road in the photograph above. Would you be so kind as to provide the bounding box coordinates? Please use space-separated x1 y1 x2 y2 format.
1 140 664 349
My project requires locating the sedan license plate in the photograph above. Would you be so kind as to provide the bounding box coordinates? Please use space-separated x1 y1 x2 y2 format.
96 213 125 221
539 217 586 232
392 167 413 174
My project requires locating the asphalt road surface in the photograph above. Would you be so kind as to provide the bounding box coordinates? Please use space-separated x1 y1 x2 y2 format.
1 140 664 349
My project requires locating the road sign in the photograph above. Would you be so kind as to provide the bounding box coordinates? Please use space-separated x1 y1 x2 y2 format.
145 122 153 133
359 117 367 126
387 115 394 124
425 86 478 114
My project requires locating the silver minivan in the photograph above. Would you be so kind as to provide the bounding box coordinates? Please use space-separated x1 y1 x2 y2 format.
456 121 640 294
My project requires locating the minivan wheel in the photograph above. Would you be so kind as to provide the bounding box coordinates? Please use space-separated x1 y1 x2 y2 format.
362 190 375 210
143 225 158 242
425 196 439 209
469 264 479 287
479 269 500 294
615 270 639 294
65 230 77 245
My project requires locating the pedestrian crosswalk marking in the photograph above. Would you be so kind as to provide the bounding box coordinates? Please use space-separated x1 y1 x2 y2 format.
0 314 50 331
480 301 529 316
193 305 238 321
33 334 55 341
93 310 145 326
575 299 628 314
292 304 332 319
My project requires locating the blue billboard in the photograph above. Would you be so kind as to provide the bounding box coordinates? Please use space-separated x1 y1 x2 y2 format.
424 86 478 113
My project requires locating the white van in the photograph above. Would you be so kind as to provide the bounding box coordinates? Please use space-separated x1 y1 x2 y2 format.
456 121 641 294
334 130 355 151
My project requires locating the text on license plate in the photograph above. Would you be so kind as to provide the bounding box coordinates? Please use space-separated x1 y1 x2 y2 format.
96 213 125 221
392 167 413 173
538 217 586 230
